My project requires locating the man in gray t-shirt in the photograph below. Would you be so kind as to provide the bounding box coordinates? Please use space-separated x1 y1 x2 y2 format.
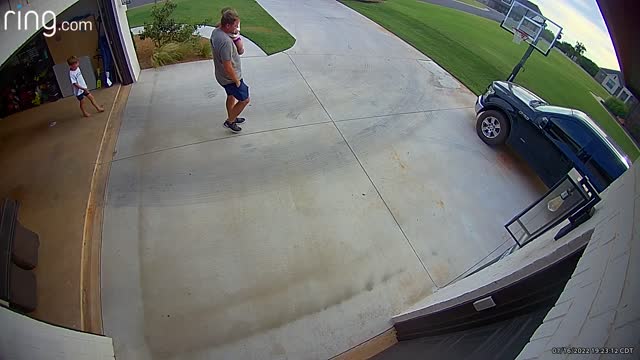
211 8 250 133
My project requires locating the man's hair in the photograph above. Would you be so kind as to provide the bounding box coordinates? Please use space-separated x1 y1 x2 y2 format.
220 8 239 27
67 56 79 65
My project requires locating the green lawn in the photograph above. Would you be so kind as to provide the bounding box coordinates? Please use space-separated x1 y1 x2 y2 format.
455 0 487 10
342 0 639 160
127 0 295 55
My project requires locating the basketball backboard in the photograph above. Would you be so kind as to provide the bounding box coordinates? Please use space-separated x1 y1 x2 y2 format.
501 1 563 56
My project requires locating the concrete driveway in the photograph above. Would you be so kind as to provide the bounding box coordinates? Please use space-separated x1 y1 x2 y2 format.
102 0 545 359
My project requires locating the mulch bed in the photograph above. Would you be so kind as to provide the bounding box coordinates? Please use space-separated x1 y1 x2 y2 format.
133 36 213 70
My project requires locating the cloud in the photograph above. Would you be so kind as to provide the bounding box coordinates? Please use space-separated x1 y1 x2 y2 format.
534 0 620 70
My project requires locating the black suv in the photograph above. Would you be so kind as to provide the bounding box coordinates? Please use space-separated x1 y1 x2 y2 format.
475 81 631 193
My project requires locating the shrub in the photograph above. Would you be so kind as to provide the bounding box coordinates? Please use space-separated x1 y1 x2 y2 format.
577 56 600 77
197 39 212 58
604 97 630 118
151 42 184 67
140 0 198 48
150 39 211 67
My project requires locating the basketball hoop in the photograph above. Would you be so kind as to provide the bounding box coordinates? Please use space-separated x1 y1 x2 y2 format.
513 29 529 44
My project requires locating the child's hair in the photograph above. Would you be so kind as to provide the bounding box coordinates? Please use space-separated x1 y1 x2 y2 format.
67 56 79 66
220 8 239 26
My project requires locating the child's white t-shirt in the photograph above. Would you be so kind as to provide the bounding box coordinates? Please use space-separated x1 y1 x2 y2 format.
69 68 87 96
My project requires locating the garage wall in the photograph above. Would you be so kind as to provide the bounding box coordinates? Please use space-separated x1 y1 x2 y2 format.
45 16 101 72
516 161 639 359
0 0 79 67
0 306 115 359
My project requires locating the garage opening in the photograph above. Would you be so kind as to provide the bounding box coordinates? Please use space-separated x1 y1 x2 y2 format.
0 0 134 118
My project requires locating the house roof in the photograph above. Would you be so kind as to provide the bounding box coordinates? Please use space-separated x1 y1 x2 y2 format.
521 0 542 14
601 68 622 76
601 68 626 87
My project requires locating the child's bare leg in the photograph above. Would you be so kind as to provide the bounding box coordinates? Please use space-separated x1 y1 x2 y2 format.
87 93 105 112
80 98 91 117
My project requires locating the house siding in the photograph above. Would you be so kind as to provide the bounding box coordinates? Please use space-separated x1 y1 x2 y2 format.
516 164 640 360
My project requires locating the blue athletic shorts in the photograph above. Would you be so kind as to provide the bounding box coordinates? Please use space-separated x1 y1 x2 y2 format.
222 79 250 101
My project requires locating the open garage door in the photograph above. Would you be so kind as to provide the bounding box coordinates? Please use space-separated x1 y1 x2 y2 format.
96 0 135 85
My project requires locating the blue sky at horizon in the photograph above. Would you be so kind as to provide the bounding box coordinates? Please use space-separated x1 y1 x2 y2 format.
534 0 620 70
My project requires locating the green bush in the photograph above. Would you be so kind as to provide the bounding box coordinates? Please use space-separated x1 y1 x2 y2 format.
604 97 630 118
197 40 212 58
140 0 198 47
151 42 184 67
151 39 212 67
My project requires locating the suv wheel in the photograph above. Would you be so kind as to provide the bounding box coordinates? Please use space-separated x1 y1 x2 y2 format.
476 110 510 145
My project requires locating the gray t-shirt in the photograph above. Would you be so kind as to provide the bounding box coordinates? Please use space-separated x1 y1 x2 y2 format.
210 28 242 86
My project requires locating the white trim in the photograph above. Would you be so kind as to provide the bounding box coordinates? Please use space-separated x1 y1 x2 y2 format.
618 88 632 104
603 74 619 95
110 0 140 81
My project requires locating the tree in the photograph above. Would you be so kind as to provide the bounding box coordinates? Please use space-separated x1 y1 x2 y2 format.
574 41 586 57
540 29 555 43
139 0 196 48
555 41 576 57
577 55 600 77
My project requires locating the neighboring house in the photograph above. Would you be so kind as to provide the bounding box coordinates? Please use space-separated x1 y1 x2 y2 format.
478 0 541 15
595 68 639 106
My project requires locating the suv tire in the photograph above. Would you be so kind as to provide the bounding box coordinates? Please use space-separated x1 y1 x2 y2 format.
476 110 510 145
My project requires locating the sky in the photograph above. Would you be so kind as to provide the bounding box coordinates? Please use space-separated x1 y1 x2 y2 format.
533 0 620 70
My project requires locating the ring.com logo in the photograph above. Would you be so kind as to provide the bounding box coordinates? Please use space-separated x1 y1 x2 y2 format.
3 2 93 38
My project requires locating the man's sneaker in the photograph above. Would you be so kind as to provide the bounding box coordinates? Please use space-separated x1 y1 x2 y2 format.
235 117 246 124
224 120 242 132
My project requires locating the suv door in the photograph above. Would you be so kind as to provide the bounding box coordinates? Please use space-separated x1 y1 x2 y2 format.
509 113 571 188
581 141 616 191
543 116 595 184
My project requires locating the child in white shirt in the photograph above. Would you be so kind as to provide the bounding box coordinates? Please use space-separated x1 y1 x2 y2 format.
68 56 104 117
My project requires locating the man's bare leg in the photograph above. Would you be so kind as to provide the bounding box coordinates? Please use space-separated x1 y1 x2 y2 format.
226 95 237 122
227 98 250 123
